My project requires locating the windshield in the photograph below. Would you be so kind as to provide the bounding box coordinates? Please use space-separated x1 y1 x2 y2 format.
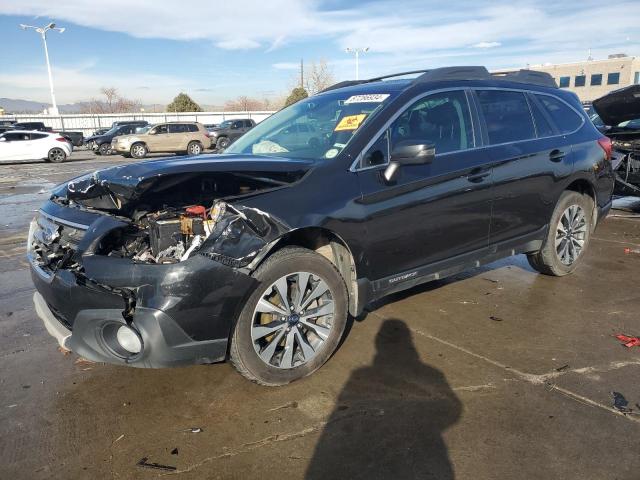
226 91 396 159
136 126 152 134
103 126 120 136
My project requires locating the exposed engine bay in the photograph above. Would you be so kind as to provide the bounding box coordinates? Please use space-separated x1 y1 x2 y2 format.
592 84 640 195
610 132 640 195
99 201 231 264
32 163 306 275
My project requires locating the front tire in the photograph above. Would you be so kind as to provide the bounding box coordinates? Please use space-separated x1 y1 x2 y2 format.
527 191 594 276
187 141 203 156
47 147 67 163
130 143 147 159
216 137 230 150
230 247 348 386
98 143 110 156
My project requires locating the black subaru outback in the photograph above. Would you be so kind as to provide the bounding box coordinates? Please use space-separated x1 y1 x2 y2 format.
29 67 614 385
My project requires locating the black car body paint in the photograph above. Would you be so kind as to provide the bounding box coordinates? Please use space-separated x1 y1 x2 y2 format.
29 72 614 370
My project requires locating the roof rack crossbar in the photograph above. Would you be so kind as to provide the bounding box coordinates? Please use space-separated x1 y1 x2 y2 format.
412 66 491 84
491 70 558 88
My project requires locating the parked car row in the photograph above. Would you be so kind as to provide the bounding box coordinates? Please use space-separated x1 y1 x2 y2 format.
85 118 257 158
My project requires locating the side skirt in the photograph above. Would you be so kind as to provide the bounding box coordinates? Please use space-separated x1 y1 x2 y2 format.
355 226 547 314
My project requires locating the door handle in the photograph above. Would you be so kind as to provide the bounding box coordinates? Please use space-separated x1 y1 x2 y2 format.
467 168 491 183
549 149 565 162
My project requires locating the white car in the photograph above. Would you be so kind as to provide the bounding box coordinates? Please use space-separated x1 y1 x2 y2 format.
0 130 72 163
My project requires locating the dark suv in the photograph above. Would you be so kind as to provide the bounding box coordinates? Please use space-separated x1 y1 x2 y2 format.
84 121 149 155
28 67 613 385
209 118 256 150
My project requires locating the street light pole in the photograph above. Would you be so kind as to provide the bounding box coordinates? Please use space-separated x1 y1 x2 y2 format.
19 23 65 115
345 47 369 80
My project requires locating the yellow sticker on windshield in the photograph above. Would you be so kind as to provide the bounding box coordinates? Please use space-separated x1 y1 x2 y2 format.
334 114 367 131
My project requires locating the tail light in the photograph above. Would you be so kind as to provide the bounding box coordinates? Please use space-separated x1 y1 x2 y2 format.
597 136 612 161
55 137 69 143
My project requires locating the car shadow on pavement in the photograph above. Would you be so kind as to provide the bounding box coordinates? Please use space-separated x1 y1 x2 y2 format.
305 318 462 480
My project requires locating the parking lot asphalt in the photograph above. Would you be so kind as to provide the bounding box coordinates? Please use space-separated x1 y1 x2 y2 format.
1 150 640 479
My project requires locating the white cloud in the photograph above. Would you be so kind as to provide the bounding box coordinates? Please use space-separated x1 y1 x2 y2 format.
3 0 640 102
0 63 189 104
472 42 502 49
272 62 300 70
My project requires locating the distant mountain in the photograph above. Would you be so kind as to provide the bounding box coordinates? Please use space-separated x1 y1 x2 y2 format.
0 98 93 114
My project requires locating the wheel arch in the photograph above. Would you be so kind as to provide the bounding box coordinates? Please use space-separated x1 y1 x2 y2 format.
250 227 359 316
130 141 148 153
565 178 597 228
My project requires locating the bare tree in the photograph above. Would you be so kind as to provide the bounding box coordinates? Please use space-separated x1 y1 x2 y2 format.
101 87 118 112
305 59 335 95
80 87 141 114
224 96 268 112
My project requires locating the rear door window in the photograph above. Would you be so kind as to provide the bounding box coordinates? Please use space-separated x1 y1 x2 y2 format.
527 96 555 138
536 95 583 134
476 90 536 144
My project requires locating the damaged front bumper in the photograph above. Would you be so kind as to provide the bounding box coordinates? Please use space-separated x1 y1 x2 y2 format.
28 207 258 368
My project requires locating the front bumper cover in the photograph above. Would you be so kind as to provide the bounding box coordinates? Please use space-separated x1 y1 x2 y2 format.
30 245 258 368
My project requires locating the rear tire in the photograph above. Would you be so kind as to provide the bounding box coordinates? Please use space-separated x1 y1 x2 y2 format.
47 147 67 163
130 143 147 159
527 190 594 276
187 141 203 156
230 247 348 386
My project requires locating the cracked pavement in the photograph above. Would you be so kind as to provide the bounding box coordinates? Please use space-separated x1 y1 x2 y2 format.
1 152 640 479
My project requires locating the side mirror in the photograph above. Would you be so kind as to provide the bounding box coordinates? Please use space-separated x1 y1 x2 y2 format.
148 130 156 135
383 142 435 182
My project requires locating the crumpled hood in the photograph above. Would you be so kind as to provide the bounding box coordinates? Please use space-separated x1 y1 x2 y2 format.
593 84 640 126
85 134 107 143
54 154 315 212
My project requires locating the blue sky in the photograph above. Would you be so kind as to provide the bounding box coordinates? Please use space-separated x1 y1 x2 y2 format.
1 0 639 105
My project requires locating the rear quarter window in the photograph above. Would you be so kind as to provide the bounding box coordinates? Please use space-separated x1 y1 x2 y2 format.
476 90 536 144
187 124 199 132
536 95 583 134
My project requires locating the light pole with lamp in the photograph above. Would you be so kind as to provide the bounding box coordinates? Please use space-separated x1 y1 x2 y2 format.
19 22 65 115
345 47 369 80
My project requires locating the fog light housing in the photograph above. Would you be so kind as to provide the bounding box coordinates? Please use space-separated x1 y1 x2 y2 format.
116 325 142 354
102 323 143 358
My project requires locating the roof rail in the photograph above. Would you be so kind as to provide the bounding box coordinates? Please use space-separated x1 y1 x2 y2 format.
319 70 431 93
320 66 558 94
491 69 557 88
368 69 431 82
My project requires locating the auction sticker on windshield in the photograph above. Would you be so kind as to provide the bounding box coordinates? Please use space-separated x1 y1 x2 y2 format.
335 114 367 131
344 94 390 104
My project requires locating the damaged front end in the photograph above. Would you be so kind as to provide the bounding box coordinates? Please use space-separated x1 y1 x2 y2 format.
29 157 309 367
609 134 640 196
592 85 640 195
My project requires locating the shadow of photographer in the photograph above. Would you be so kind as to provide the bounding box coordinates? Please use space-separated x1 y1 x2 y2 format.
306 318 462 479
